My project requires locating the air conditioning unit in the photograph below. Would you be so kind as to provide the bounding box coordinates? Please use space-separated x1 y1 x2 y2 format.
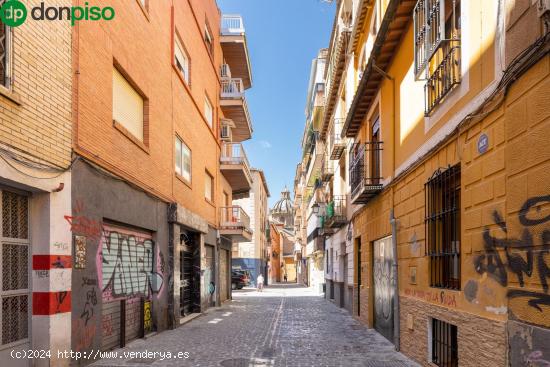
538 0 550 17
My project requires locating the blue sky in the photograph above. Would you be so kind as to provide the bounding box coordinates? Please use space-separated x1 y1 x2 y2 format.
218 0 335 207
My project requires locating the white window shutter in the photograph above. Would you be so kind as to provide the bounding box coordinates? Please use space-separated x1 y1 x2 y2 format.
113 68 144 141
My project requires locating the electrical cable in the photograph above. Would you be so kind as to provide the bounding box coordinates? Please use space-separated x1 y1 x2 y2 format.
0 148 77 179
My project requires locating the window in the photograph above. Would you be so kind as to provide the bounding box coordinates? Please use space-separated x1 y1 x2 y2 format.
204 97 213 128
0 190 29 347
175 137 191 182
371 117 381 183
174 35 190 84
113 68 145 141
425 164 460 289
414 0 461 114
204 24 213 56
204 171 214 202
0 9 11 88
431 319 458 367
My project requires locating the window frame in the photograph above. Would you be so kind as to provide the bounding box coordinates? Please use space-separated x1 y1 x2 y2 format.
430 318 458 367
0 15 12 90
425 164 461 290
174 31 191 86
204 21 214 57
414 0 462 79
204 95 214 129
204 170 214 203
175 136 192 184
112 65 148 147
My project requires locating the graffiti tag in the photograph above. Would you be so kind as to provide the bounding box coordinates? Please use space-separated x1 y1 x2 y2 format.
474 196 550 311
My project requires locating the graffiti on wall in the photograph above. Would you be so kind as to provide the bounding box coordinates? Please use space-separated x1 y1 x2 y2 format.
404 288 457 308
144 301 152 333
473 195 550 311
80 286 98 326
99 228 164 301
65 200 102 240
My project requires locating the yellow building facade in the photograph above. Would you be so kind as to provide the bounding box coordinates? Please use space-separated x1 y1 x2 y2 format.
320 0 549 365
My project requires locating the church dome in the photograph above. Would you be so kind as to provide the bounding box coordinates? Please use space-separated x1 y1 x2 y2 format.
272 187 293 214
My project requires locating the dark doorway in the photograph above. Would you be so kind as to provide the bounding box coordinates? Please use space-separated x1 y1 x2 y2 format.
179 229 200 316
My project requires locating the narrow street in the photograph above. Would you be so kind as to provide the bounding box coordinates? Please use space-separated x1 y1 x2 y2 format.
92 284 418 367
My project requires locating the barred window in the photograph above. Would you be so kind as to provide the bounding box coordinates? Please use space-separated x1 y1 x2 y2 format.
425 165 460 290
1 190 30 346
0 1 11 88
431 318 458 367
414 0 462 114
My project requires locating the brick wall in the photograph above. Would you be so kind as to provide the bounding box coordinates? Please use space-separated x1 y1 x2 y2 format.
0 0 72 168
75 0 229 225
400 296 507 367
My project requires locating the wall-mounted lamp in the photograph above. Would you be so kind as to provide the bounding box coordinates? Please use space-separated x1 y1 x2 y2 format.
312 202 320 215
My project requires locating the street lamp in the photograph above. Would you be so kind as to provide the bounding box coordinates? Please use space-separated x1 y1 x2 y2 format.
312 202 320 215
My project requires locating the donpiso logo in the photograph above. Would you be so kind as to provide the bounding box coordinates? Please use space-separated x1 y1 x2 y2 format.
0 0 115 27
0 0 27 27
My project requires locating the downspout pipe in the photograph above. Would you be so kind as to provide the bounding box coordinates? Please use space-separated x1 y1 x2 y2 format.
390 208 400 351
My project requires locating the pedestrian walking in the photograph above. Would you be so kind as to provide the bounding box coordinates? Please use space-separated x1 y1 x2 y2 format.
257 274 264 292
284 273 288 283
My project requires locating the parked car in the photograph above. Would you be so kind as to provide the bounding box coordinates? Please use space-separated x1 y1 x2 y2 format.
232 271 249 290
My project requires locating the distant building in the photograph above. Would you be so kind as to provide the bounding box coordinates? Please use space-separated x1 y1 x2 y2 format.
293 48 329 293
270 187 296 283
232 169 270 285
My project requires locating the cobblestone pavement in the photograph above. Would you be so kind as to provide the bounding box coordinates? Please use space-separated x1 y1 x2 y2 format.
92 283 419 367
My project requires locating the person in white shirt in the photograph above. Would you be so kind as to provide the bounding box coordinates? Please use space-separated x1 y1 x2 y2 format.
257 274 264 292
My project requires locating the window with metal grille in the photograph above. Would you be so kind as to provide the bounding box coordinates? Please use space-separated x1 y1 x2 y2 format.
414 0 462 114
0 190 29 346
425 164 460 290
431 318 458 367
0 0 10 88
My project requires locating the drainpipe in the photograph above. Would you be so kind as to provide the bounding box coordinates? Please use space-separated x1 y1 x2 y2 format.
390 208 400 351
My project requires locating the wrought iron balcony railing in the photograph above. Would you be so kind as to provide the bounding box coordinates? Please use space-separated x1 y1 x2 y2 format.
349 142 384 204
325 195 347 228
425 46 461 115
329 118 346 160
220 206 251 232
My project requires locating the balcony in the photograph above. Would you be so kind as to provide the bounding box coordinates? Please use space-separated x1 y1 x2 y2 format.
220 77 252 142
325 196 347 228
219 206 252 242
321 24 351 138
306 235 325 256
220 143 253 199
425 46 461 115
321 158 333 182
350 142 383 204
220 15 252 89
329 118 346 160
